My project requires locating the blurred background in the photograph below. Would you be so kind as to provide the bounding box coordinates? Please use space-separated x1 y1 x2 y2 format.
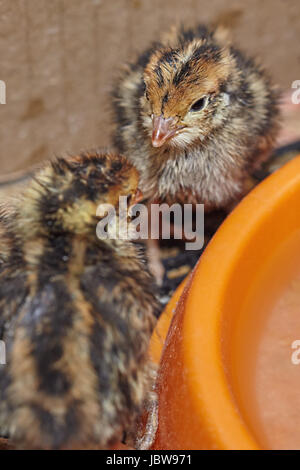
0 0 299 177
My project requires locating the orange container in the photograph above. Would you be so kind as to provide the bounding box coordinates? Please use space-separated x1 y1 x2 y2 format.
149 155 300 450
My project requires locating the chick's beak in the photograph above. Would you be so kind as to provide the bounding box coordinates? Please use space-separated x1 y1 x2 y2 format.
151 115 179 148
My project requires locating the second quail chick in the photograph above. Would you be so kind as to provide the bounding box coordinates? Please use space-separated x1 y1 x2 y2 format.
113 24 280 209
0 151 159 449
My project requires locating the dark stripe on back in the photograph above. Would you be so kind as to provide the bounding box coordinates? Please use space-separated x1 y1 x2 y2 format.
31 401 79 448
37 235 71 285
80 262 129 337
20 281 74 396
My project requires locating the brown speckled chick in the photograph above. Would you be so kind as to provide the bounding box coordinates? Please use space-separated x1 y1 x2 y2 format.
113 24 280 208
0 151 159 449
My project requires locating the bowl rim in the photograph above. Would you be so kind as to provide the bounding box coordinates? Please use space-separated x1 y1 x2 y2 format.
186 155 300 449
151 154 300 449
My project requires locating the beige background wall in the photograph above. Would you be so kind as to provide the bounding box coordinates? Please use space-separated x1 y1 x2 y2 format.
0 0 299 176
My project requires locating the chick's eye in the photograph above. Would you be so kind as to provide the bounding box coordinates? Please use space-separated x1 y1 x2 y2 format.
190 96 208 112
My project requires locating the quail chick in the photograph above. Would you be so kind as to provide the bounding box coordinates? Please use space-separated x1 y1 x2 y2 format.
0 151 159 449
113 24 280 209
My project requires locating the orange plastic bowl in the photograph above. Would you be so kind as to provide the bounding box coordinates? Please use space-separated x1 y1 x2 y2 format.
149 155 300 450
